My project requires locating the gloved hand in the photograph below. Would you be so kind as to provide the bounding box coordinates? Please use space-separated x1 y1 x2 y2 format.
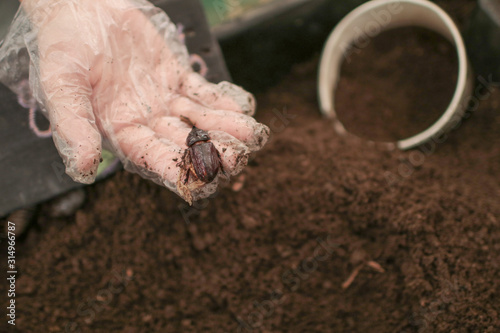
0 0 269 203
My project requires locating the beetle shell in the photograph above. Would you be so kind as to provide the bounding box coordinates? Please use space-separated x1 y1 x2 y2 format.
176 120 225 205
189 141 221 183
186 126 211 147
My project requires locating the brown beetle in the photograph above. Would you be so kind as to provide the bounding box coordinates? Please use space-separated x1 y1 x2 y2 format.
176 116 224 205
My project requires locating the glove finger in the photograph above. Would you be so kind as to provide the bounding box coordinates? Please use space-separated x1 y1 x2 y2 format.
180 72 256 116
150 116 192 147
169 96 269 151
111 122 183 192
37 38 102 184
50 116 102 184
207 130 250 176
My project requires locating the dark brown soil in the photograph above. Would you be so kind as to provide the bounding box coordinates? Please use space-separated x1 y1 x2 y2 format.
3 1 500 332
336 27 458 142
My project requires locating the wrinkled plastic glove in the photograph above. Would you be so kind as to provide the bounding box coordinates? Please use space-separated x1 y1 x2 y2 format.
0 0 269 203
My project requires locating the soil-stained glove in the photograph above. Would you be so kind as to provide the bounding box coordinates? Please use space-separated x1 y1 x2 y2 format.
0 0 269 203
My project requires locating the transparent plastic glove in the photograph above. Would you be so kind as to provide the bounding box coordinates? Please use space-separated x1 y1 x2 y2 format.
0 0 269 203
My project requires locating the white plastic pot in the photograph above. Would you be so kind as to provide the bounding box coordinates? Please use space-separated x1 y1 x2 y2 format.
318 0 473 150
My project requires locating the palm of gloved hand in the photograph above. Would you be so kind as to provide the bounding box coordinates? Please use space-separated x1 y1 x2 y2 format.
21 0 268 201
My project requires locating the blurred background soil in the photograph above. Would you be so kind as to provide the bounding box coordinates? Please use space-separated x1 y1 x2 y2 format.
2 0 500 332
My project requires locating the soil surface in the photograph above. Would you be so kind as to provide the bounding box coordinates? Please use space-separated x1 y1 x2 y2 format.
2 1 500 332
336 27 458 142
